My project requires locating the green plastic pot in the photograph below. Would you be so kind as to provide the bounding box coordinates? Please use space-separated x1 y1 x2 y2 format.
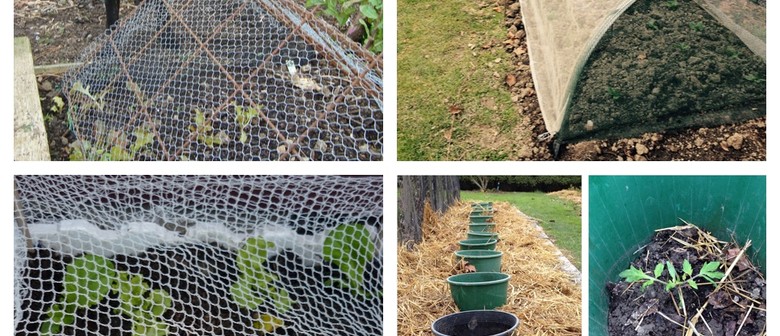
471 209 495 217
589 176 766 336
469 223 496 233
459 239 497 251
432 310 520 336
470 215 493 224
447 272 510 311
455 250 503 272
467 231 499 241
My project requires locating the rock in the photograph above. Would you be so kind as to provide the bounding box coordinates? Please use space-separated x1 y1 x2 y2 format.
514 47 526 56
40 80 53 91
518 88 534 99
635 143 649 155
585 120 594 131
694 137 705 147
508 2 521 12
634 154 647 161
726 133 744 150
505 74 517 86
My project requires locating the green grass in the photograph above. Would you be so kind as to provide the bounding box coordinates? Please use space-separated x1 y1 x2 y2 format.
461 191 582 269
398 0 526 160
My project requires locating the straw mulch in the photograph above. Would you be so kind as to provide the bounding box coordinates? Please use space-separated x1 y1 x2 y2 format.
398 201 582 336
547 189 582 205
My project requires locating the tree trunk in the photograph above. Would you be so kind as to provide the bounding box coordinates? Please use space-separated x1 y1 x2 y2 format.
398 176 460 249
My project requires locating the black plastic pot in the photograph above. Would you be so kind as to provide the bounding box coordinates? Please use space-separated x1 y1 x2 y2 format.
431 310 520 336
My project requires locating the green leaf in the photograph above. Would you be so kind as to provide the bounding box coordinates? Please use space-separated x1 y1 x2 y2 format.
666 261 678 282
641 279 654 290
305 0 325 7
618 265 649 283
699 261 721 274
687 279 698 289
237 237 274 274
664 282 675 291
63 254 116 308
147 289 173 317
132 126 154 152
323 224 375 295
653 263 664 278
230 275 265 311
682 259 693 277
359 4 379 19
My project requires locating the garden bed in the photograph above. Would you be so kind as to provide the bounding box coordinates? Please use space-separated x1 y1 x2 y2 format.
608 224 766 335
397 201 581 335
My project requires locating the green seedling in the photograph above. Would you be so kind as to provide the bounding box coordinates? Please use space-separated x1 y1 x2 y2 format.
50 96 65 113
606 87 622 101
41 254 117 335
112 271 173 336
646 19 659 30
230 236 292 332
192 109 229 147
689 21 704 32
675 42 691 52
724 46 741 59
743 73 765 83
323 224 376 297
234 105 260 144
662 0 679 10
619 259 725 291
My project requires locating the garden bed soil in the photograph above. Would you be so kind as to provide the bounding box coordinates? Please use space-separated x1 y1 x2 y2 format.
18 0 381 161
607 225 766 336
17 242 382 335
501 0 766 161
566 0 765 142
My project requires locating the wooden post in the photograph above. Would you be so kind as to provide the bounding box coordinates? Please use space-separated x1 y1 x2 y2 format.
14 37 51 161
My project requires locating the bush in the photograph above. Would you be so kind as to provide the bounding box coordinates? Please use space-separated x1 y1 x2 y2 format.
460 176 580 192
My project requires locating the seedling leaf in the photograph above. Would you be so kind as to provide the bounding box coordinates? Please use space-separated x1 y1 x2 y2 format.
682 259 693 277
654 263 664 278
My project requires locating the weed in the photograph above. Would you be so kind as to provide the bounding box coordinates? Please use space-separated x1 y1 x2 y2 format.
689 21 704 32
724 46 741 59
743 73 765 83
675 42 691 52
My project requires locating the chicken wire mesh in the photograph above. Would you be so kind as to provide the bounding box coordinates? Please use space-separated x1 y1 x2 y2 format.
63 0 383 161
14 175 383 335
521 0 765 144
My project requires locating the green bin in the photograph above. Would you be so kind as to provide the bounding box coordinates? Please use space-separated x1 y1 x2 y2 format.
589 176 765 336
455 250 503 272
470 215 493 223
447 272 510 311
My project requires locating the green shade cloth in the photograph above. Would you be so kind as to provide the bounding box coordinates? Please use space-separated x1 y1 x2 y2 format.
589 175 765 335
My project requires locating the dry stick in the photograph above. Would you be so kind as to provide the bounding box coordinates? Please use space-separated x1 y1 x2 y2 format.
657 311 685 329
734 303 755 336
700 316 713 335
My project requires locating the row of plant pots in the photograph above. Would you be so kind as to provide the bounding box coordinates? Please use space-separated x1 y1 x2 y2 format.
432 202 520 336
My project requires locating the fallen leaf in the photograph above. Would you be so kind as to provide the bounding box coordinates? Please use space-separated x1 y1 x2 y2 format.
448 105 463 116
444 129 453 141
506 74 517 86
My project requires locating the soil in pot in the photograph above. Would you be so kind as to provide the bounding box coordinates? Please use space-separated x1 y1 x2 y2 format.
432 310 520 336
565 0 765 142
607 224 766 335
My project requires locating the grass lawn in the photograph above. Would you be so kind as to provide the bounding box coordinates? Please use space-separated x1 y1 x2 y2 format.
461 191 582 269
398 0 527 160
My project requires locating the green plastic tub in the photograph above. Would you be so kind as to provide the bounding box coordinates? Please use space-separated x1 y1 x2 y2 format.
432 310 520 336
447 272 510 311
589 176 766 336
455 250 503 272
470 215 493 224
467 231 499 241
458 239 497 251
468 223 496 233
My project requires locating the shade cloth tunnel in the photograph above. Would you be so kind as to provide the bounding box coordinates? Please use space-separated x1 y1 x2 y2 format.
520 0 765 144
588 175 765 335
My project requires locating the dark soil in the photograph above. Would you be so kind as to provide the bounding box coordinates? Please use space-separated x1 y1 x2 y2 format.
566 0 765 142
501 0 766 161
607 226 766 336
17 242 383 335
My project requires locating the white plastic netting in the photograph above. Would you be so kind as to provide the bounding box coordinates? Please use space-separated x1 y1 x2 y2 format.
521 0 765 143
63 0 383 161
14 175 383 335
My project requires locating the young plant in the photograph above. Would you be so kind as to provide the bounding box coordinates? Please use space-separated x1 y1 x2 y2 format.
743 73 765 83
689 21 704 32
646 19 659 30
234 104 260 144
41 254 117 335
606 87 622 101
191 108 229 147
230 237 292 333
662 0 679 10
112 271 173 336
724 46 741 59
306 0 383 53
619 259 725 291
323 223 376 297
675 42 691 52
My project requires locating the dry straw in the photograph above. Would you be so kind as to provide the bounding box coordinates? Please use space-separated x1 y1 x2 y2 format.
398 201 581 336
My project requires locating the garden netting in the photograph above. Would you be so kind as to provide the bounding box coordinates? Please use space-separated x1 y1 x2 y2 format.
14 175 383 335
521 0 765 144
62 0 383 161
